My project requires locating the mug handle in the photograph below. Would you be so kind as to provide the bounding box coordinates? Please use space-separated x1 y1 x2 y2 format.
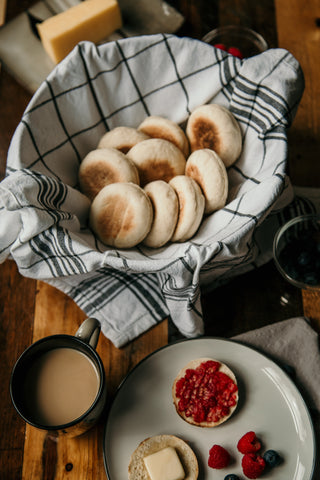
75 318 101 349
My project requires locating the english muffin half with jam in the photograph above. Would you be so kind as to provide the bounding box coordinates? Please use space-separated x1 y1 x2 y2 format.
172 357 238 427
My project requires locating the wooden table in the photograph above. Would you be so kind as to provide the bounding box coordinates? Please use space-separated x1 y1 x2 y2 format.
1 1 320 479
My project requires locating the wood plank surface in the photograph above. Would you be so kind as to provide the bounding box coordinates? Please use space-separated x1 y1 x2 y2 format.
275 0 320 333
0 261 36 479
1 0 320 479
302 289 320 333
21 281 168 479
0 0 7 26
275 0 320 188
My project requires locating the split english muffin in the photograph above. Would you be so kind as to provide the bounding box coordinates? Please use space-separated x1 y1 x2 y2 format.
127 138 186 187
128 434 199 480
169 175 205 242
185 148 228 214
89 182 153 248
138 115 190 157
186 103 242 167
79 148 139 201
97 126 150 153
143 180 179 248
172 357 238 427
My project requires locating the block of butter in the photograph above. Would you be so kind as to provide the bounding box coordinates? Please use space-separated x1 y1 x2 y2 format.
37 0 122 64
143 447 185 480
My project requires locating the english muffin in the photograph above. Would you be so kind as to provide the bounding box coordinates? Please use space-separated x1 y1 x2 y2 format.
97 126 150 153
89 182 153 248
186 103 242 167
169 175 205 242
138 115 190 157
79 148 139 201
127 138 186 186
143 180 179 248
172 357 238 427
128 434 199 480
185 148 228 214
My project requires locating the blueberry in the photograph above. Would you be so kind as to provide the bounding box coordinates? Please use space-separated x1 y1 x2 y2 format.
263 449 282 467
224 475 240 480
303 273 318 285
297 251 312 266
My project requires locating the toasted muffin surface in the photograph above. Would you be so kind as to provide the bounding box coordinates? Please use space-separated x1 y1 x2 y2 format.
89 182 153 248
172 357 238 427
79 148 139 200
127 138 186 186
138 115 190 157
185 148 228 214
169 175 205 242
186 104 242 167
143 180 179 248
98 126 150 153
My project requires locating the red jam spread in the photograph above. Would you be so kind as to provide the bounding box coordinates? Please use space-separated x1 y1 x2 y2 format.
175 360 238 424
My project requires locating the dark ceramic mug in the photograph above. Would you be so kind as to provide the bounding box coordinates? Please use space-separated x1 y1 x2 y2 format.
10 318 107 437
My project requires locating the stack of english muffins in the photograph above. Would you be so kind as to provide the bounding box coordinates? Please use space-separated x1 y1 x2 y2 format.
78 104 242 249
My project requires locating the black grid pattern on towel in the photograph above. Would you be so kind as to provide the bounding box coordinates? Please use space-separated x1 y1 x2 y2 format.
19 39 300 191
69 268 169 320
1 34 305 345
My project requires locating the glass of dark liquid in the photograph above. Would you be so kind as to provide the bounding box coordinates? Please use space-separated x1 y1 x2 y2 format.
273 214 320 289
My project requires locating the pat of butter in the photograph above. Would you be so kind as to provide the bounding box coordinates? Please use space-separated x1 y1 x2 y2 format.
143 447 185 480
37 0 122 64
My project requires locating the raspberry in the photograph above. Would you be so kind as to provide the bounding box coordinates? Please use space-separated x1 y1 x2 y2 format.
242 453 266 479
237 431 261 454
227 46 244 59
214 43 227 51
208 444 230 469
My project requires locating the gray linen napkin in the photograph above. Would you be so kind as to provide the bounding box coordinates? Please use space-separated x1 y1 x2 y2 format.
234 317 320 478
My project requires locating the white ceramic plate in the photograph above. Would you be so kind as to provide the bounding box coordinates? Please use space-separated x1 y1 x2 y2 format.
103 338 315 479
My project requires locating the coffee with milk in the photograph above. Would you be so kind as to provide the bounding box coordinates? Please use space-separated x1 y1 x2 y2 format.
24 347 100 426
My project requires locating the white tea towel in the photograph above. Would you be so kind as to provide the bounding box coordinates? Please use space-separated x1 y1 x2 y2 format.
0 35 306 347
